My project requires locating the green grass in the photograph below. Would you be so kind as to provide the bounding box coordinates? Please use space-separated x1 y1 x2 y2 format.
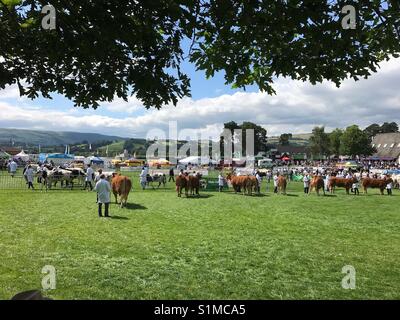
0 172 399 300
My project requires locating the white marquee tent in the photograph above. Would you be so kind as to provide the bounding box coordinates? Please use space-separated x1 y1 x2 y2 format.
178 156 217 165
14 150 29 161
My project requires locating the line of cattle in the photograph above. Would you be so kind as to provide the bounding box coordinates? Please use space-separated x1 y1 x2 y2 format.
176 173 396 197
27 166 396 208
33 165 167 190
30 165 132 208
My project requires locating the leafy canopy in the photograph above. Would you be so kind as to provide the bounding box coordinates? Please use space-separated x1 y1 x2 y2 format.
1 1 399 109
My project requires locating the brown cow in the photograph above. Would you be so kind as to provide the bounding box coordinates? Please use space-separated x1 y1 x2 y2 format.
226 174 255 195
328 177 355 194
245 176 259 195
277 175 287 195
188 174 202 196
309 176 325 196
111 174 132 208
362 177 393 195
176 174 188 197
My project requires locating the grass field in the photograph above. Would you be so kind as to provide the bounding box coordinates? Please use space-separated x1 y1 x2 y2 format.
0 171 399 300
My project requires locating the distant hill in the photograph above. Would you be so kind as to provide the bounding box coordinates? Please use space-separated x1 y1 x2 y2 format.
0 128 126 147
268 133 311 146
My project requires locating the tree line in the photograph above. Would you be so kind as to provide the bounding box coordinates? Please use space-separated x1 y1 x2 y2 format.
309 122 399 158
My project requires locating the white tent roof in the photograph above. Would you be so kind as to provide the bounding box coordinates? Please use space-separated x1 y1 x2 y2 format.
15 150 29 160
179 156 217 165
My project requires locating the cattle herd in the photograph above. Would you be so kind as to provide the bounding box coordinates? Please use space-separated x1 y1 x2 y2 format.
176 173 202 197
4 164 398 208
34 165 87 190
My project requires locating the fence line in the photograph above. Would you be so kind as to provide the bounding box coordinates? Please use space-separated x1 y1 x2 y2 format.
0 174 85 190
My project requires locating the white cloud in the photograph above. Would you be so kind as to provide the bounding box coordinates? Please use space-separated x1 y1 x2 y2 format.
0 84 22 99
1 58 400 139
102 96 143 114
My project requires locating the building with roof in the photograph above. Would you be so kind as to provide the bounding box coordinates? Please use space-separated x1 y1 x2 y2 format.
272 145 310 161
371 132 400 162
0 146 21 156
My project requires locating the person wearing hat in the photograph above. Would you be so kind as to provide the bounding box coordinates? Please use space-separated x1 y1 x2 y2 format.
94 174 111 217
94 169 103 183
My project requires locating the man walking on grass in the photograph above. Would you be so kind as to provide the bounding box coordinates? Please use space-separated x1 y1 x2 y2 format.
168 167 175 182
24 165 35 190
8 160 17 178
84 164 94 191
303 173 310 194
94 174 111 217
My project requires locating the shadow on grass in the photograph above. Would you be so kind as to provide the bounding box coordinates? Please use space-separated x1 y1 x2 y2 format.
124 203 147 210
108 215 129 220
322 194 337 197
284 193 299 197
226 192 268 197
182 194 215 199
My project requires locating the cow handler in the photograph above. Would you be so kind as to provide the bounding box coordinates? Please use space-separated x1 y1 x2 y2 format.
94 174 111 217
24 165 35 190
84 164 94 191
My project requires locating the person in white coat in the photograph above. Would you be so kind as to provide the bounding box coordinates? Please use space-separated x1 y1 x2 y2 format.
303 174 310 194
218 173 225 192
386 180 393 196
273 173 279 193
8 160 17 178
139 168 147 190
94 174 111 217
85 164 94 191
24 165 35 190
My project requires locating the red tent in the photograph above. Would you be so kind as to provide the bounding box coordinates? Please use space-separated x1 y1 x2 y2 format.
281 156 290 161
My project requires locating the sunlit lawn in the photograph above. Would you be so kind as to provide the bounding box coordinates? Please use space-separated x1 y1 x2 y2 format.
0 171 399 299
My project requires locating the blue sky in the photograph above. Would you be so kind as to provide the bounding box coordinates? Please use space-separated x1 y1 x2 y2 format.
3 47 258 120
